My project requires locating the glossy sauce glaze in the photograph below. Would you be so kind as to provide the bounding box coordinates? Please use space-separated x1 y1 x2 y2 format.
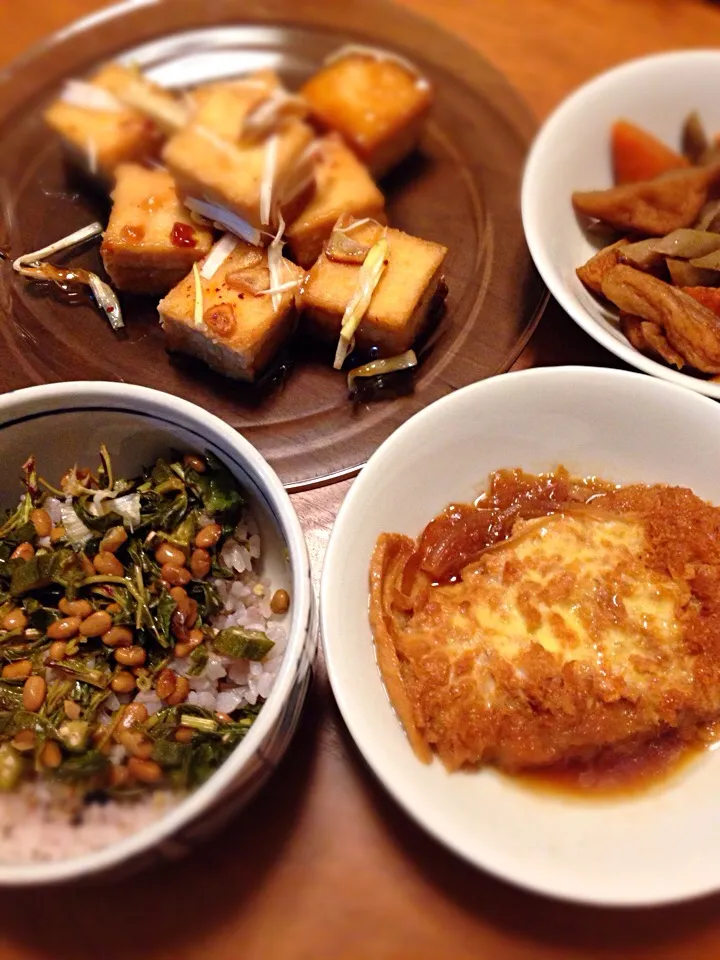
21 261 95 304
416 467 613 583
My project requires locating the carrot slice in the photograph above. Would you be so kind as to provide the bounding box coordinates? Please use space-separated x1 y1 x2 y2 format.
612 119 689 185
681 286 720 317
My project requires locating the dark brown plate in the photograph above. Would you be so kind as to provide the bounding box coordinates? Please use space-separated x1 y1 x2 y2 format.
0 0 546 491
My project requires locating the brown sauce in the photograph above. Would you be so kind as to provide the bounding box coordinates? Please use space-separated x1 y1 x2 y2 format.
120 224 145 243
23 262 93 288
415 467 612 583
513 727 719 799
21 263 95 306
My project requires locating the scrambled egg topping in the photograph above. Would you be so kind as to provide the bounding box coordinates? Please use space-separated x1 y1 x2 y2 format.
443 513 688 699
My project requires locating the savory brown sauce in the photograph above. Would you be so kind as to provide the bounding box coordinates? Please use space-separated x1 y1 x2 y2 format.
22 261 94 290
416 468 613 583
20 262 115 314
513 731 712 799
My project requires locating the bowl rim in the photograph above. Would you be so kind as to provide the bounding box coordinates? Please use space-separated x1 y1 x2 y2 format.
0 380 313 885
521 48 720 401
320 364 720 906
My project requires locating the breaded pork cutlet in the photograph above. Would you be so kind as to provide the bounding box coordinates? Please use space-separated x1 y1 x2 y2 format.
371 479 720 771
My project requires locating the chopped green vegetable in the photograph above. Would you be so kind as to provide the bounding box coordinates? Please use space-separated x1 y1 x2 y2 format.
188 644 209 676
54 750 109 782
58 720 90 752
189 456 244 521
9 549 86 597
0 684 24 711
0 446 270 801
152 739 188 767
0 743 24 791
179 714 217 733
213 627 274 661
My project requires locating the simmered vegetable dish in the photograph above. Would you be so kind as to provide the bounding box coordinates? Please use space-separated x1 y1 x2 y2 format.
574 113 720 378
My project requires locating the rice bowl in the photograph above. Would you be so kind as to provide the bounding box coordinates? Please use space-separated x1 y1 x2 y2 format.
0 382 314 885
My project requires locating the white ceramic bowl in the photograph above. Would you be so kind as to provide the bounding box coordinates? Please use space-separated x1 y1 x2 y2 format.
522 49 720 399
322 366 720 906
0 381 314 885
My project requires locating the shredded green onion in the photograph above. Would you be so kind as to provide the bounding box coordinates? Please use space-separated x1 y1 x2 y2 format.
347 349 418 391
333 237 389 370
193 262 204 327
179 715 218 733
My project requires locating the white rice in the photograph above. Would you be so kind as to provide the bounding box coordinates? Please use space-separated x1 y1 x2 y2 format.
0 782 177 864
0 506 287 863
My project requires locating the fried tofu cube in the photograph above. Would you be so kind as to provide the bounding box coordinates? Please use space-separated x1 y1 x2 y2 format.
301 50 432 178
286 135 385 268
44 64 166 182
100 164 214 295
163 71 315 235
301 221 447 355
158 242 303 381
188 69 282 140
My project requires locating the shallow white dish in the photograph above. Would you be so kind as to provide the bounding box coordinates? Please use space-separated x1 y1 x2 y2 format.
321 366 720 906
522 49 720 399
0 381 315 886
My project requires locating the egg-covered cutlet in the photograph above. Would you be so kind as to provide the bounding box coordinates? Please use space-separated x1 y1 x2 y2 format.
158 241 303 382
370 478 720 771
101 164 214 295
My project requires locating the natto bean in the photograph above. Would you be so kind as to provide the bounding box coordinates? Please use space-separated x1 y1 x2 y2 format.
30 508 52 538
22 675 47 712
93 551 124 577
79 610 113 637
195 524 222 549
47 616 81 641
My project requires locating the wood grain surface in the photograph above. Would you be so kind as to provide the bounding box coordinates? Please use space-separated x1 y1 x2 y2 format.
2 2 720 958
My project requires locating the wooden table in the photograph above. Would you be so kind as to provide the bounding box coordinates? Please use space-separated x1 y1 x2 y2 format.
2 2 720 958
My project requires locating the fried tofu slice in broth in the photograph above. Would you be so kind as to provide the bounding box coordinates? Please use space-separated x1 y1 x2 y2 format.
572 165 720 236
620 313 685 369
620 312 650 353
158 242 303 382
101 164 214 295
641 320 686 368
44 64 166 182
576 238 630 295
286 135 386 268
301 51 432 178
603 264 720 373
301 220 447 356
162 71 315 235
